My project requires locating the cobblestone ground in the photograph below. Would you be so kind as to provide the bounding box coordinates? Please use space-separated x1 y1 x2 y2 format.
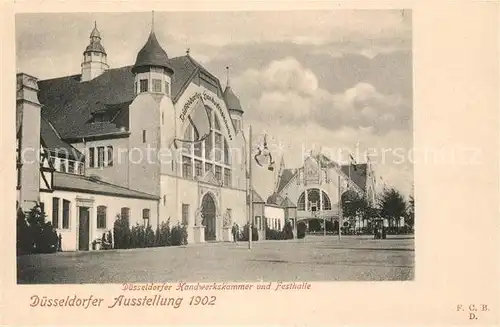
17 235 414 284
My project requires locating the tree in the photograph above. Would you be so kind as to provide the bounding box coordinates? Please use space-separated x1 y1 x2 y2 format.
18 204 59 254
378 187 407 233
406 194 415 231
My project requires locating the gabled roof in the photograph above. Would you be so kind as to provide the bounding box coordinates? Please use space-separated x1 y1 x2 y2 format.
276 168 297 194
341 163 367 191
252 189 265 203
53 172 159 200
37 54 229 141
40 117 83 160
280 196 296 208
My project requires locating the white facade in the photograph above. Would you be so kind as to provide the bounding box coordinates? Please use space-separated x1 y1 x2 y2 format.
40 190 158 251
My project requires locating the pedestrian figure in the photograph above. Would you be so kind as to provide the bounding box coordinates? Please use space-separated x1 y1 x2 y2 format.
232 222 239 243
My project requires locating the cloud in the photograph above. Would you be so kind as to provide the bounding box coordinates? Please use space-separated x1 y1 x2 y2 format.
234 57 412 134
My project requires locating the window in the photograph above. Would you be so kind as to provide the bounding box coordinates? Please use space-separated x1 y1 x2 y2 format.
140 79 148 92
194 141 202 157
204 134 213 159
97 146 105 168
182 204 189 225
89 148 95 168
62 199 70 229
205 162 213 174
165 81 170 96
215 133 222 162
153 79 162 93
224 139 230 165
68 160 75 174
142 130 146 143
195 160 202 178
60 160 67 173
121 207 130 220
142 209 150 226
107 146 113 167
224 169 231 187
297 192 306 211
215 166 222 182
182 156 192 178
97 205 107 229
52 198 60 229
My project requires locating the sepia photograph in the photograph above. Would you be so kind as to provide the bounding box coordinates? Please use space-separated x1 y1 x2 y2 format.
15 10 415 284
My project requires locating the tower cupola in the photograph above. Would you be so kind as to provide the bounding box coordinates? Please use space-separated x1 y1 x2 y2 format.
132 12 174 97
81 21 109 82
223 66 244 133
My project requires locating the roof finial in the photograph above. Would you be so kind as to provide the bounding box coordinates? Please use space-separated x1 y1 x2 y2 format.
94 20 97 29
186 48 190 55
226 66 230 88
151 10 155 33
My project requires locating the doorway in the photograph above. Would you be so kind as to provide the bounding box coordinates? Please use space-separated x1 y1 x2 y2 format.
78 207 90 251
201 193 216 241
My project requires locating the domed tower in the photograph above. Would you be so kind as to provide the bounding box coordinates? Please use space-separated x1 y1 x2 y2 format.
81 21 109 82
223 67 244 134
131 21 174 97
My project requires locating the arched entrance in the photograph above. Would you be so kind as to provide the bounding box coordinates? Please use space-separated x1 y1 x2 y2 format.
201 193 217 241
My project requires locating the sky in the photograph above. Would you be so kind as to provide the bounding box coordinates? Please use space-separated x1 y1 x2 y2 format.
16 10 414 199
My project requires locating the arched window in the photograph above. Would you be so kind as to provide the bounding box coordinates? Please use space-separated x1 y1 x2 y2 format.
180 105 232 187
97 205 107 229
142 209 150 227
297 189 332 211
121 207 130 221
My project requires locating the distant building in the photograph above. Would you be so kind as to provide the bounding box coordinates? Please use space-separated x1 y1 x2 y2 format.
16 21 252 250
267 152 377 231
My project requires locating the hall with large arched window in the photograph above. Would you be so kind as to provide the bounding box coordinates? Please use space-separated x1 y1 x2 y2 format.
297 188 332 212
181 106 232 187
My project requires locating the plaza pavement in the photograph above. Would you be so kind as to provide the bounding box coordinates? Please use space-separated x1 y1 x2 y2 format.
17 235 414 284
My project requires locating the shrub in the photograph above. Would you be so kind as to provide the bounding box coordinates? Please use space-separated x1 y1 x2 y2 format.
171 223 188 246
265 227 282 240
145 225 156 247
282 220 294 240
113 214 131 249
17 204 59 254
107 230 113 248
297 222 307 239
131 223 146 248
239 223 258 241
156 220 171 246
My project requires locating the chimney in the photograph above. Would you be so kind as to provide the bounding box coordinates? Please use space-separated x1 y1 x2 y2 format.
16 73 42 211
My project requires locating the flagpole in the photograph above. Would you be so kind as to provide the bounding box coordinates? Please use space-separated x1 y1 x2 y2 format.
338 174 342 241
248 124 253 250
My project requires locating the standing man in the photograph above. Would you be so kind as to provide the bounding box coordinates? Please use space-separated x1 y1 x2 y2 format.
232 222 239 243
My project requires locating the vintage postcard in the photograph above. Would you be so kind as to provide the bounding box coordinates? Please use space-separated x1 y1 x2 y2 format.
1 1 498 326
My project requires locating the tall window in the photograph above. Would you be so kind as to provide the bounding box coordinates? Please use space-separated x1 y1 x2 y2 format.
68 160 75 174
214 134 222 162
195 160 202 178
182 204 189 225
52 197 60 229
152 79 162 93
215 166 222 182
107 146 113 167
182 156 192 179
89 147 95 168
97 205 107 229
97 146 105 168
62 199 70 229
142 130 146 143
224 169 231 187
142 209 150 226
140 79 148 93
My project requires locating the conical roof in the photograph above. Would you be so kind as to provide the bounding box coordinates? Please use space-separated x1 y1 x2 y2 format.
132 32 174 75
223 86 243 113
90 24 101 39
